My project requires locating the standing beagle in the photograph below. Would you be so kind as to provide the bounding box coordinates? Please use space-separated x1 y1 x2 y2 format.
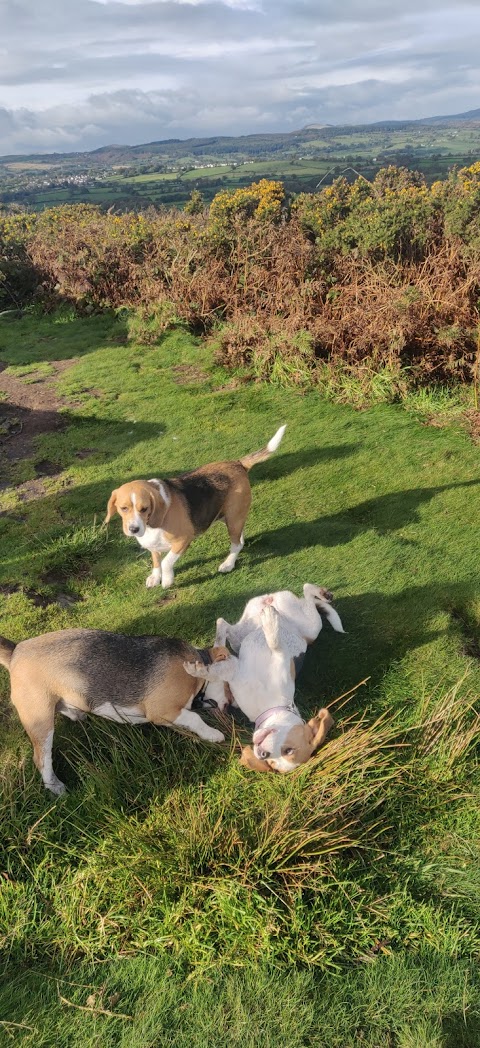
104 424 286 588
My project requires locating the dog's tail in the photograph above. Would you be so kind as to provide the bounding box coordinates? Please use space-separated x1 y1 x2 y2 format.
240 424 286 471
0 636 15 670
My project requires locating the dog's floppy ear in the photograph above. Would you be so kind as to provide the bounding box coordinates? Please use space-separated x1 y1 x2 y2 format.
239 745 273 773
147 482 168 528
104 490 118 524
307 708 334 751
209 645 231 663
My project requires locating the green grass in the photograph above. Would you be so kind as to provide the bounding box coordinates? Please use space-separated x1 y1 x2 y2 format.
1 309 480 1044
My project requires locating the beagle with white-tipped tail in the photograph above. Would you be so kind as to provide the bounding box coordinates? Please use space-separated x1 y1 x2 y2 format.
104 425 286 589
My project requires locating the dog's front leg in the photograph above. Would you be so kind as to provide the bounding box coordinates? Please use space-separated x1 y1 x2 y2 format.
146 551 162 588
160 539 190 588
174 708 225 743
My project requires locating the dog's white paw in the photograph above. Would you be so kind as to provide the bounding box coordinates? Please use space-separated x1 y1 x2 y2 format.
205 727 225 743
46 777 66 797
146 572 161 588
218 559 235 574
183 659 205 677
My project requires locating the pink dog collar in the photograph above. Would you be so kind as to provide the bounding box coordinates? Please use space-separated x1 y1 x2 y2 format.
254 705 302 731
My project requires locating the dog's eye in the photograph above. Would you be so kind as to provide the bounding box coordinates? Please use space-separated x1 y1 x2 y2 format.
119 506 129 512
282 747 295 757
138 506 148 513
259 750 270 760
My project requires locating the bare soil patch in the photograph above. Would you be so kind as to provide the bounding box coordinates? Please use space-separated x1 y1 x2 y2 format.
465 408 480 444
0 359 73 465
171 364 208 386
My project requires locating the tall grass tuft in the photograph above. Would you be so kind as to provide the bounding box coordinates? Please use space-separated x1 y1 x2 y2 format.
2 681 479 971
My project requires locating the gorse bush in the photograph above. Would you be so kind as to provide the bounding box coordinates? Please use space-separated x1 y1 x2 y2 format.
293 166 439 262
0 210 39 308
1 164 480 387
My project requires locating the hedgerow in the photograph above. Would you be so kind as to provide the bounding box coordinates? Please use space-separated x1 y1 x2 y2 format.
1 168 480 388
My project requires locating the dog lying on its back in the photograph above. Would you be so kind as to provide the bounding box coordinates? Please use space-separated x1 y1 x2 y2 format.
0 630 229 795
104 425 286 589
184 584 344 773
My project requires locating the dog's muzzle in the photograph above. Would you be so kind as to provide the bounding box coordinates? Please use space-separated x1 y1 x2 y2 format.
252 705 304 760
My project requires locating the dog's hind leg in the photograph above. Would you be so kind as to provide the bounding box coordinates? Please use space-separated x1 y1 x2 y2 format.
215 617 230 647
12 685 65 796
260 604 284 652
214 616 246 652
218 533 244 575
218 489 251 574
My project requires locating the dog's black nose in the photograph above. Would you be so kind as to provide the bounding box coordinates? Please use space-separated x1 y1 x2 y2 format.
129 525 140 534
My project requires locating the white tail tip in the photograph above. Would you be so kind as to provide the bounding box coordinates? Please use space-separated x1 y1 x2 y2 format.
267 424 287 454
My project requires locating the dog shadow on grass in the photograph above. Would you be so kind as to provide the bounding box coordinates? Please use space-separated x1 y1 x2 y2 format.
123 577 479 711
0 309 129 366
247 477 480 560
253 442 360 483
442 1012 480 1048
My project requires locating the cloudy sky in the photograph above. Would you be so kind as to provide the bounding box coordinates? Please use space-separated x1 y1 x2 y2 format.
0 0 479 156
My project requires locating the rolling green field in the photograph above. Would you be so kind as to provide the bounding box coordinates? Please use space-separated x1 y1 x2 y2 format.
1 310 480 1045
4 148 480 211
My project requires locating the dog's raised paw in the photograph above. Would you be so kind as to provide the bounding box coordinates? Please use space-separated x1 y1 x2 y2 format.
183 660 204 677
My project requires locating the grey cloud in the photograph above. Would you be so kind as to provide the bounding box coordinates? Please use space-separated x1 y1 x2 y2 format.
0 0 479 154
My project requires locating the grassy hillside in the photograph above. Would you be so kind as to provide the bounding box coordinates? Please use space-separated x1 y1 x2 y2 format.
2 114 480 211
1 310 480 1045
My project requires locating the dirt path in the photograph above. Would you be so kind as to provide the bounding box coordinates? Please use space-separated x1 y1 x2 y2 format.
0 359 74 465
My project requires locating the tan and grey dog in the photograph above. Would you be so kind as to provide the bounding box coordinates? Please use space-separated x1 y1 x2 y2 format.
104 424 286 588
0 630 229 795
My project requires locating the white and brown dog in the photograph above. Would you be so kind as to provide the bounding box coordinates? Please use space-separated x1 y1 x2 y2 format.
104 424 286 588
184 584 344 773
0 630 230 795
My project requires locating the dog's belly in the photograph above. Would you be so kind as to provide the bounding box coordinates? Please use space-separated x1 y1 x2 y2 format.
137 527 171 553
91 702 148 725
58 700 148 725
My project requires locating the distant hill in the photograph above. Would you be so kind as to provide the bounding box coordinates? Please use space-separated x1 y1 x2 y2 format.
1 107 479 167
417 107 480 124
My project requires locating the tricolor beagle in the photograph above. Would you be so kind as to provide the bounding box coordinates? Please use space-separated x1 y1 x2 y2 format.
104 424 286 588
184 584 344 772
0 630 229 795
